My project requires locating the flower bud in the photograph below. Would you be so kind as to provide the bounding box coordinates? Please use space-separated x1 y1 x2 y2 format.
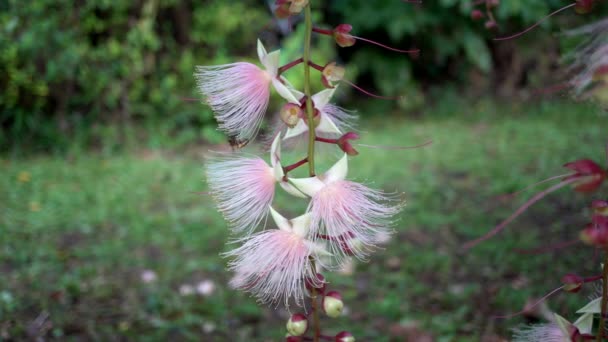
335 331 355 342
280 103 304 128
484 20 498 30
275 0 291 18
286 313 308 336
323 291 344 318
592 200 608 216
575 0 595 14
322 62 345 89
337 132 359 156
333 24 356 48
286 336 302 342
470 9 484 20
561 273 583 293
580 222 608 247
563 159 606 193
305 273 326 293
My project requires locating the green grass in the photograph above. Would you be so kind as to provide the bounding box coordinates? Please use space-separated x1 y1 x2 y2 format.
1 98 606 341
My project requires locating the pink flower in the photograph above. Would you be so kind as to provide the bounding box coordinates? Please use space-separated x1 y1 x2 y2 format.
225 208 326 307
290 155 402 265
512 324 569 342
206 154 278 234
195 40 297 140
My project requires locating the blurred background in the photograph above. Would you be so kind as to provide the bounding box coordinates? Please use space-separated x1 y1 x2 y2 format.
1 0 607 341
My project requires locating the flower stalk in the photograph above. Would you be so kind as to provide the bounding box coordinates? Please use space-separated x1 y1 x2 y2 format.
599 254 608 342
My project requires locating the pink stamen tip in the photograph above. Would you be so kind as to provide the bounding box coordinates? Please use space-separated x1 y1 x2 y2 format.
492 285 565 320
493 3 577 41
352 35 420 54
343 80 404 100
463 177 579 249
356 140 433 150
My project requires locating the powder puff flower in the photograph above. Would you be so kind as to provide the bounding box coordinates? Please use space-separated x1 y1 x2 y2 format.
195 40 298 140
206 154 279 234
512 313 590 342
225 207 328 307
284 88 356 140
289 154 403 265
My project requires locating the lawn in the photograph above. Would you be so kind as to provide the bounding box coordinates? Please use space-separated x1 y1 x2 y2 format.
1 97 606 341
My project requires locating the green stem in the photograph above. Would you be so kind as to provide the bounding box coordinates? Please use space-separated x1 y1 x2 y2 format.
598 253 608 342
303 3 315 177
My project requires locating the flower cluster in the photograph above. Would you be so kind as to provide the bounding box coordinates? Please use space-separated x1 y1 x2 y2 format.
196 2 405 339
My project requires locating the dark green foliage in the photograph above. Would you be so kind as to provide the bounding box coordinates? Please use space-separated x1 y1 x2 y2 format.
0 0 268 153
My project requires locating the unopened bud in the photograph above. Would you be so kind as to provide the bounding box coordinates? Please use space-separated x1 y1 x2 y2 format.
305 273 326 293
471 9 484 20
580 222 608 247
484 20 497 30
593 65 608 82
323 291 344 318
275 0 291 18
333 24 356 48
575 0 595 14
562 273 583 293
322 62 346 88
286 314 308 336
280 103 303 128
593 200 608 216
337 132 359 156
335 331 355 342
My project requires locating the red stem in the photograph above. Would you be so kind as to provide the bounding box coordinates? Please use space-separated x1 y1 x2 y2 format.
283 157 309 173
312 27 332 35
493 3 576 41
308 61 324 72
315 136 337 144
279 57 304 75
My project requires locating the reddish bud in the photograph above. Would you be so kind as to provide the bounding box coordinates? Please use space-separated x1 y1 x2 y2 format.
286 313 308 336
471 9 484 20
592 200 608 216
286 337 302 342
335 331 355 342
337 132 360 156
305 273 326 293
484 20 498 30
563 159 606 192
323 291 344 318
575 0 595 14
580 222 608 247
593 65 608 82
333 24 356 48
561 273 583 293
274 1 291 19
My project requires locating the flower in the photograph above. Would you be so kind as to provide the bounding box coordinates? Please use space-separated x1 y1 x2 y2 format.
284 88 357 140
206 154 278 234
225 208 327 307
195 40 297 140
289 155 402 265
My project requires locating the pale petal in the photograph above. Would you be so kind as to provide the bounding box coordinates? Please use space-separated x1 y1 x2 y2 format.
263 50 281 75
316 114 342 135
323 154 348 183
306 241 333 257
279 181 308 198
269 206 291 232
554 313 573 338
289 177 326 197
257 39 268 64
290 212 312 237
284 119 309 140
576 297 601 313
311 87 337 109
574 312 593 335
270 134 282 167
272 78 300 104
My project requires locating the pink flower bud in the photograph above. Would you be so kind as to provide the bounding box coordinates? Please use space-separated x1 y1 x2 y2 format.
333 24 356 48
561 273 583 293
280 103 304 128
323 291 344 318
593 65 608 81
484 20 498 30
305 273 326 293
580 222 608 247
286 313 308 336
592 200 608 216
471 9 484 20
335 331 355 342
322 62 346 88
563 159 606 193
337 132 360 156
575 0 595 14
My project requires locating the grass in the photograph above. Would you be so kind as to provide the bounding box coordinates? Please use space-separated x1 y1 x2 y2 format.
1 97 606 341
